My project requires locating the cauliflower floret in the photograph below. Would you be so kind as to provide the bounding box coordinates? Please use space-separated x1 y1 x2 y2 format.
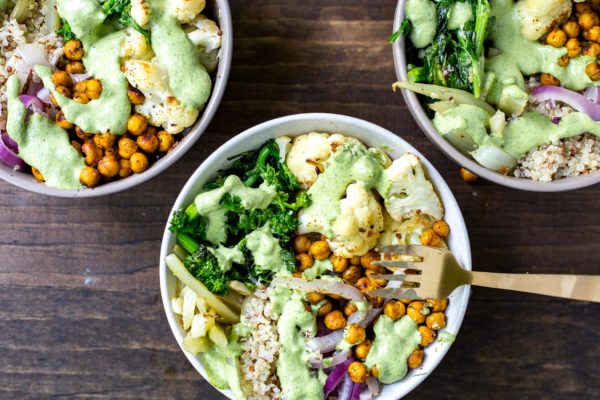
286 132 361 189
327 183 384 257
121 28 154 60
516 0 572 41
169 0 206 23
130 0 151 28
186 14 222 72
124 59 199 134
383 153 444 221
377 212 438 247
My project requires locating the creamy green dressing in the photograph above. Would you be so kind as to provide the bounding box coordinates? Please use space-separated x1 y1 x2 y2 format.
194 175 275 244
149 0 211 109
405 0 437 49
274 291 325 400
42 0 130 134
208 245 245 273
302 142 388 236
302 258 333 280
199 343 246 400
6 75 85 189
245 225 288 274
447 1 473 30
364 315 421 384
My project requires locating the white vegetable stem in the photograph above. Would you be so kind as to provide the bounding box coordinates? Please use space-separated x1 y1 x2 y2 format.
271 276 365 302
165 254 240 324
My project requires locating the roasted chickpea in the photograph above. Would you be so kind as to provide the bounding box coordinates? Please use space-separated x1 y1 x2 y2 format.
586 62 600 80
73 92 90 104
589 25 600 42
51 70 72 88
426 312 446 330
118 159 133 178
367 294 384 308
348 361 369 384
580 11 600 30
295 253 314 271
345 323 366 345
75 126 90 140
400 298 413 304
104 148 119 160
64 39 84 60
55 85 71 99
93 133 116 150
306 292 325 304
74 81 87 94
371 365 379 379
324 310 347 331
71 140 82 154
55 111 73 130
317 300 333 316
576 2 593 14
81 141 103 167
157 130 175 152
330 255 348 273
85 79 103 100
344 302 358 317
583 40 600 57
426 298 448 312
420 229 441 246
31 166 44 181
407 349 424 369
350 256 361 266
127 114 147 136
460 167 477 182
563 20 581 38
130 152 149 174
118 137 138 159
360 251 380 271
355 277 373 293
137 132 159 153
80 166 101 187
309 240 331 260
97 156 119 178
540 73 561 86
433 220 450 238
365 270 387 287
384 301 406 321
65 61 85 75
342 266 361 285
292 271 303 278
558 55 570 67
546 28 567 47
355 339 372 360
419 326 436 347
407 301 428 324
127 86 145 105
293 235 311 253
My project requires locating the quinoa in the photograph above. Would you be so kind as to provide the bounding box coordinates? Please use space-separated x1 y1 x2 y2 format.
239 288 282 400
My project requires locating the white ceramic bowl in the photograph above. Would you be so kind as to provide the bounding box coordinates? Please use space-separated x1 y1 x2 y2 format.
159 113 472 400
392 0 600 192
0 0 232 198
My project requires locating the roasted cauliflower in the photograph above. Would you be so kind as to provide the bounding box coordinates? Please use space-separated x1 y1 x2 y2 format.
169 0 206 23
516 0 572 41
186 14 222 72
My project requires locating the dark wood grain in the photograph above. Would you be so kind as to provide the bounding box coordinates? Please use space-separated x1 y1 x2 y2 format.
1 1 600 399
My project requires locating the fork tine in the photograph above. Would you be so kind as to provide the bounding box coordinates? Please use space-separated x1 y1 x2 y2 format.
370 274 407 281
377 245 437 259
373 260 420 269
367 287 422 300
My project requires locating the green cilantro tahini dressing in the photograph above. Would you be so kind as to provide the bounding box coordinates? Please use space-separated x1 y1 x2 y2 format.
148 0 212 109
208 245 245 273
6 75 85 189
405 0 437 49
274 291 325 400
245 225 288 274
40 0 130 135
364 315 421 384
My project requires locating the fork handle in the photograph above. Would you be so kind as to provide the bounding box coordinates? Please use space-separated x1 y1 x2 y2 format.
470 272 600 302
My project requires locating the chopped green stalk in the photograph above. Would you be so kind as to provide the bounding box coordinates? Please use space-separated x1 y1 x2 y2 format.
388 19 411 44
185 202 199 221
474 0 491 58
407 66 428 83
165 254 239 324
177 233 200 254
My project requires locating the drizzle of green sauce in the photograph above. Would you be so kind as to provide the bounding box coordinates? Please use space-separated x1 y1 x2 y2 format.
364 315 421 384
302 258 333 280
6 75 85 189
245 225 288 274
148 0 212 109
208 245 245 273
405 0 437 49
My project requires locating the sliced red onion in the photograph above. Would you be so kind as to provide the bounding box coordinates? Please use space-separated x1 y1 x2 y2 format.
16 43 49 67
530 85 600 121
19 95 46 115
350 382 363 400
330 349 351 368
359 389 373 400
584 86 600 104
551 116 561 124
365 377 380 396
271 277 365 302
2 133 18 153
15 59 33 90
0 134 26 170
70 73 92 83
548 99 556 108
338 374 354 400
37 88 51 104
324 356 354 397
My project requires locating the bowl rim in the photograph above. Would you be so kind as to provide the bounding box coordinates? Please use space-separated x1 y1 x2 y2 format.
159 113 473 400
0 0 233 198
391 0 600 192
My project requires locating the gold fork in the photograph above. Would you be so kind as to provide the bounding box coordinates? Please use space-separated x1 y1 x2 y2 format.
367 245 600 302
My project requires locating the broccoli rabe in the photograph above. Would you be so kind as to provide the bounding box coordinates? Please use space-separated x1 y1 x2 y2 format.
102 0 151 42
182 241 229 295
57 19 77 41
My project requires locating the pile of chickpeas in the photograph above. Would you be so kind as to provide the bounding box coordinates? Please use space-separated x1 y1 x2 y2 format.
32 39 177 188
543 1 600 84
292 223 450 385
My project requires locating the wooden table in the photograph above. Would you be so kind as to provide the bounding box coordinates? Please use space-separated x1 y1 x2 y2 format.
2 1 599 399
